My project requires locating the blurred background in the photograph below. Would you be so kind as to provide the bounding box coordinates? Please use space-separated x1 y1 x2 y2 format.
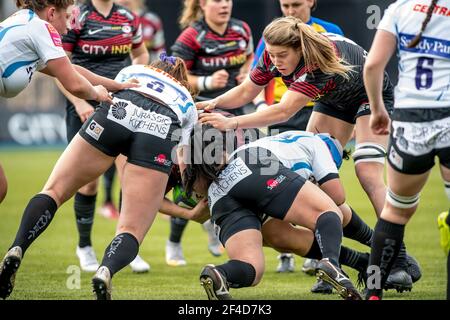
0 0 396 147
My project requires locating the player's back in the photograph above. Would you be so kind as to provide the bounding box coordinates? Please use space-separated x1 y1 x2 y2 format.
379 0 450 109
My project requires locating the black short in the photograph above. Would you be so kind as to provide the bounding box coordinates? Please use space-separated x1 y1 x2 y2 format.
79 90 181 174
209 147 306 244
65 101 98 143
313 100 394 124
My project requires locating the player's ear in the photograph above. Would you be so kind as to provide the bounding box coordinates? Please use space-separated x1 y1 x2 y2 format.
46 6 57 22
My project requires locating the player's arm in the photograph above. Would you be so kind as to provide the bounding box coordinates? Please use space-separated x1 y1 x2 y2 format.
130 43 150 65
159 198 210 223
40 56 111 103
199 88 310 130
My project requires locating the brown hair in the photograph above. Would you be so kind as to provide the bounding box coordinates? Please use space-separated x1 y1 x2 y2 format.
149 57 197 97
408 0 438 48
263 16 352 79
16 0 74 11
179 0 203 29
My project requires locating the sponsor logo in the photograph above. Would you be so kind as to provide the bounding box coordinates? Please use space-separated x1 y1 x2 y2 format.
266 175 287 190
399 33 450 59
107 98 172 139
87 28 103 35
208 157 252 209
111 101 127 120
45 23 62 47
154 154 172 167
86 120 104 141
122 25 132 33
389 147 403 170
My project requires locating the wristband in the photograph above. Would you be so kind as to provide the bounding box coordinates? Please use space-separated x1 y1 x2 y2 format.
197 76 213 91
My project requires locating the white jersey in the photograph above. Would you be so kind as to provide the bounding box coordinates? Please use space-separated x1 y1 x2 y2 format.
378 0 450 109
232 131 341 184
0 9 66 98
114 64 198 146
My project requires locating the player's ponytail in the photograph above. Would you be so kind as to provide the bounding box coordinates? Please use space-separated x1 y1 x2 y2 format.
179 0 203 29
408 0 439 48
263 16 352 80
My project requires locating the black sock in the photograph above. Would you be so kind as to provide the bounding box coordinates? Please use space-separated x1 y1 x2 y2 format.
100 232 139 277
304 237 322 260
343 207 373 247
11 194 57 254
74 192 97 248
367 218 405 297
169 217 188 243
216 260 256 288
315 211 343 266
103 165 115 204
393 242 408 269
340 246 369 272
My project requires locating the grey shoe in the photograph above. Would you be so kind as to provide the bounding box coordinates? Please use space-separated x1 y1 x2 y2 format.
92 266 112 300
0 246 22 300
301 258 318 276
276 253 295 273
384 268 412 293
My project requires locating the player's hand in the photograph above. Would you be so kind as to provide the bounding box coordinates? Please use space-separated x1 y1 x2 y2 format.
370 108 390 135
93 85 113 104
189 199 210 224
211 69 229 89
199 112 237 131
108 78 140 92
74 100 95 123
196 99 219 111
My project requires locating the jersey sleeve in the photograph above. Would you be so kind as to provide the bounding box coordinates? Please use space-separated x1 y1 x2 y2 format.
131 13 144 49
312 139 339 184
171 27 200 70
30 21 66 65
249 50 275 86
377 2 399 36
289 68 334 99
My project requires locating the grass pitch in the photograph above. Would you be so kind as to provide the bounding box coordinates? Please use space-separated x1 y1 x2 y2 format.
0 149 447 300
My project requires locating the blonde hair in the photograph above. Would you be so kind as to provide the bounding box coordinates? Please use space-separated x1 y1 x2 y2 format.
179 0 203 29
263 16 352 79
16 0 74 11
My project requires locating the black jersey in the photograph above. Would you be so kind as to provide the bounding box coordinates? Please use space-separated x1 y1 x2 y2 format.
63 1 142 79
251 33 393 112
171 18 253 100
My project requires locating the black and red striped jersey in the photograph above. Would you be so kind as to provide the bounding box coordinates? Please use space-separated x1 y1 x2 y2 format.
251 33 393 111
62 1 143 80
171 18 253 100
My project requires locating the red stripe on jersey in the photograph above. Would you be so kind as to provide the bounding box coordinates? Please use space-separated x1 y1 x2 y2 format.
289 82 320 98
250 68 273 86
177 27 201 51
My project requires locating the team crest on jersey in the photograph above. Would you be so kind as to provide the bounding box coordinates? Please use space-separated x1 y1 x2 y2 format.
122 25 132 33
239 39 247 50
45 23 62 47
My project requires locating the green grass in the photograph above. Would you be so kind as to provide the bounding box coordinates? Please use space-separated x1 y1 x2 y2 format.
0 149 447 300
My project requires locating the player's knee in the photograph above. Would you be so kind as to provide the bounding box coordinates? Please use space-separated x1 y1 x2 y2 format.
353 143 386 166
